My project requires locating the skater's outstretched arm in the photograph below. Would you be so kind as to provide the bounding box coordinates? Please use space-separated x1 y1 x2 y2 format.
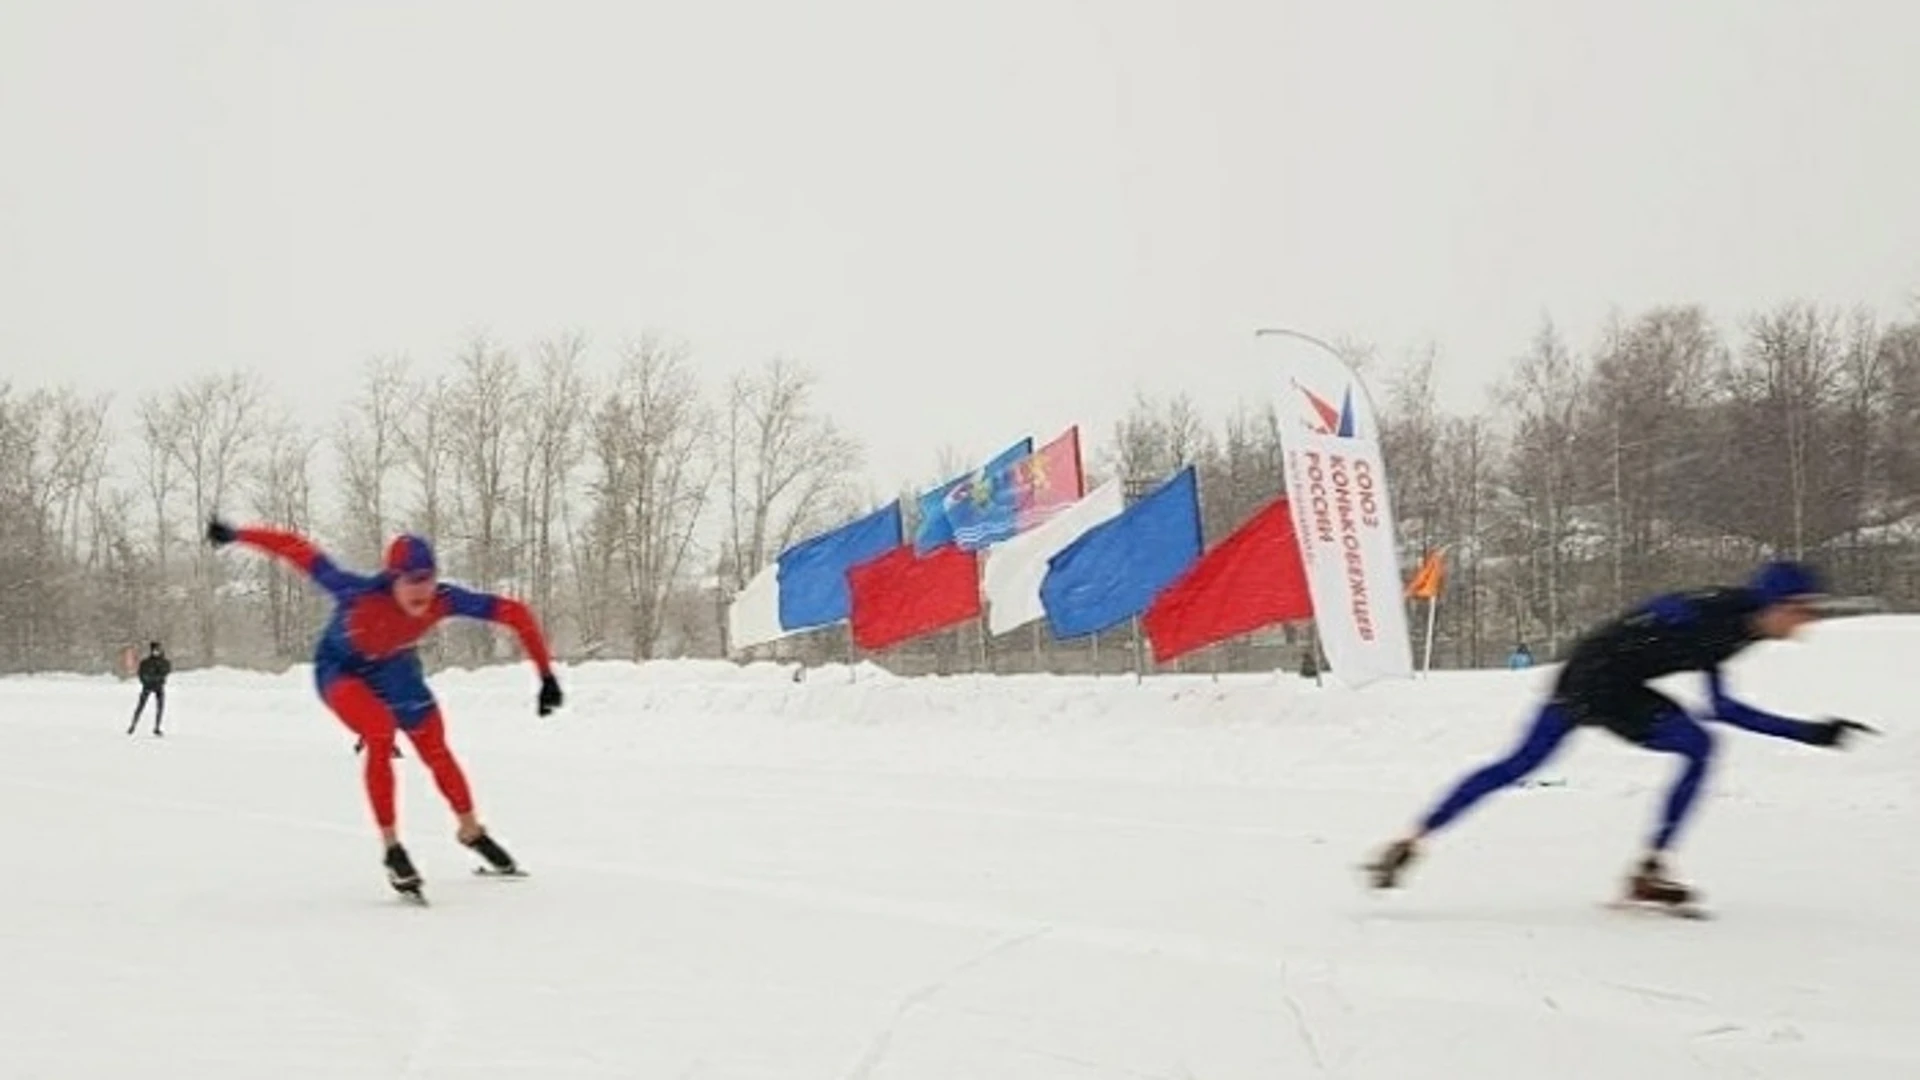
210 521 377 601
439 585 563 715
1705 670 1824 742
439 585 555 674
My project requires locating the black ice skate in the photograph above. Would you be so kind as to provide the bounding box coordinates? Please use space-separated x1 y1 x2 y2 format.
384 843 425 902
1626 856 1693 905
1612 855 1711 918
1365 839 1419 889
462 830 524 877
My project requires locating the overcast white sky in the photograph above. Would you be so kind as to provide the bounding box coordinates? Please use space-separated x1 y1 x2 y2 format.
3 0 1916 493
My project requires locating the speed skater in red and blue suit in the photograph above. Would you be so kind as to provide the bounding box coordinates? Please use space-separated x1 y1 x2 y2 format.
208 517 563 899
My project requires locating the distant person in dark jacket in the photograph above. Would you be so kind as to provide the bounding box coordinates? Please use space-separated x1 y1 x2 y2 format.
128 642 171 736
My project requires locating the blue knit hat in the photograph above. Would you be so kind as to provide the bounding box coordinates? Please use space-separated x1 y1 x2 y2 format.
1748 560 1824 606
384 534 437 578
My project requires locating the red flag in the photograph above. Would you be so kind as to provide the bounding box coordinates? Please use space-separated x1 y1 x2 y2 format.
848 544 982 651
1012 426 1085 530
1143 496 1312 663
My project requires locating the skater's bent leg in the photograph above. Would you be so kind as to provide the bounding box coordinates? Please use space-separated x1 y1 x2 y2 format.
1640 711 1714 852
404 711 475 824
1417 703 1574 835
323 678 402 841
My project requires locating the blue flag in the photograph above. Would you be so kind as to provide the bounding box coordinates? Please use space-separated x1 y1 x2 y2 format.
777 503 905 631
1039 467 1203 638
914 438 1032 554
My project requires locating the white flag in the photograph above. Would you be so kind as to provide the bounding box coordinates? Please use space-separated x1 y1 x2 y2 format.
726 563 786 653
982 480 1125 636
1272 345 1414 686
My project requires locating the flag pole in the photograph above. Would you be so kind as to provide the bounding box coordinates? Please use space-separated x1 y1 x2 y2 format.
972 548 992 674
1421 594 1439 674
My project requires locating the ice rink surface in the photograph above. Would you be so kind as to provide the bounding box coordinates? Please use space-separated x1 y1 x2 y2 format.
2 618 1914 1078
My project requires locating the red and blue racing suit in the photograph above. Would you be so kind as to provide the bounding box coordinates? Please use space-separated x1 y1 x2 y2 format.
234 527 554 829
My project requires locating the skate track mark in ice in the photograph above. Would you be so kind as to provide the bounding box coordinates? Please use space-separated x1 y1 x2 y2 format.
842 927 1051 1080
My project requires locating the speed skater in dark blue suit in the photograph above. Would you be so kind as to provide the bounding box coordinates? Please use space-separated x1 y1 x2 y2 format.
1367 561 1876 906
209 518 564 896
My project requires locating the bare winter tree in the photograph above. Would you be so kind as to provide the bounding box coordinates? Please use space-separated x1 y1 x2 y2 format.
1436 414 1497 666
148 373 265 663
17 389 113 564
445 336 524 662
394 369 458 668
1719 303 1846 557
1833 309 1890 575
586 338 714 658
398 372 456 553
1586 306 1721 603
1109 391 1209 488
247 413 320 662
0 387 55 667
0 389 116 665
136 393 183 583
91 485 149 667
722 357 860 589
515 333 590 645
1500 319 1588 657
1379 347 1445 557
1198 402 1284 541
43 390 115 663
1879 317 1920 518
36 390 123 660
335 355 412 563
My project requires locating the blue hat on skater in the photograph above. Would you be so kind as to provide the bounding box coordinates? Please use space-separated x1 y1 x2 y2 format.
1748 560 1825 606
385 534 437 579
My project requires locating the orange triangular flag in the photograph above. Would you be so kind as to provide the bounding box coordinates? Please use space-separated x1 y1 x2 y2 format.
1406 550 1445 600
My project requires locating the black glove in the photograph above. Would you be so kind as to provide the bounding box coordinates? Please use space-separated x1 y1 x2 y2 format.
537 673 564 717
1811 718 1878 748
206 518 238 547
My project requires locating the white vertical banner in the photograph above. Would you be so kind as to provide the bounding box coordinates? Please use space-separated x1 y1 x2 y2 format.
1269 336 1415 686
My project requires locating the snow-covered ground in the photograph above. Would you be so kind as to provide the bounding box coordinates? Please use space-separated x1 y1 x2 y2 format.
2 618 1915 1079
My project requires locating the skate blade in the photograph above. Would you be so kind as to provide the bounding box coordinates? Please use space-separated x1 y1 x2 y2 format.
1353 860 1401 893
1603 898 1710 920
390 873 427 905
474 866 528 878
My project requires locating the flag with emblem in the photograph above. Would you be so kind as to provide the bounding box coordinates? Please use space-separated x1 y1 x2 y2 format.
944 427 1085 550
